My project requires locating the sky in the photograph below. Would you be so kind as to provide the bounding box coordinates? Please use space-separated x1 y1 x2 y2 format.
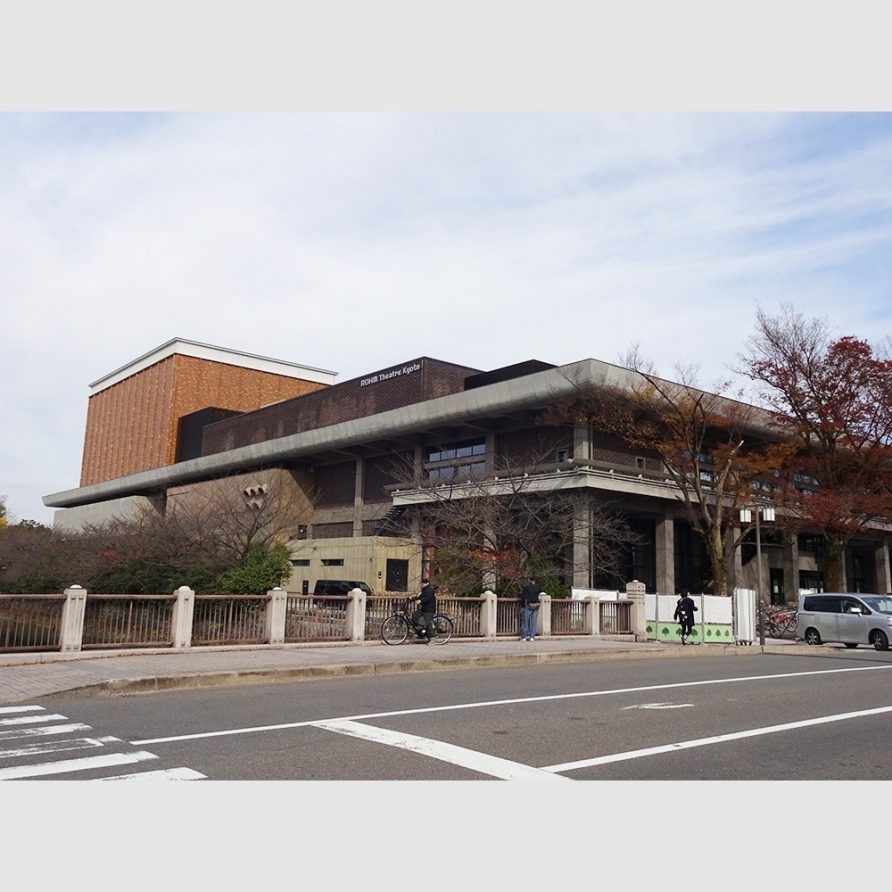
2 110 892 525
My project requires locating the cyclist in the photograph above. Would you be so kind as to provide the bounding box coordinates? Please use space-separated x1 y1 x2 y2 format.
674 591 698 644
413 578 438 644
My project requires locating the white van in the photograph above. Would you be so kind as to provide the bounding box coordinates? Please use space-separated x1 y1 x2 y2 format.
797 593 892 650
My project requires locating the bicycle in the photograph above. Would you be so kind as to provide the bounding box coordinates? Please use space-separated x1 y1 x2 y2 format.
764 604 797 639
380 596 454 646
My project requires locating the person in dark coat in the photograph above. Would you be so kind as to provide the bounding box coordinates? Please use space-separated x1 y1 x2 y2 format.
413 578 438 643
519 577 541 641
674 591 698 644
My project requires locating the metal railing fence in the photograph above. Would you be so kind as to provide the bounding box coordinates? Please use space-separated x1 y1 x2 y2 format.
599 600 632 634
285 595 351 642
436 597 482 638
0 588 641 653
0 594 65 652
82 594 175 649
495 598 522 637
192 594 269 646
551 598 586 635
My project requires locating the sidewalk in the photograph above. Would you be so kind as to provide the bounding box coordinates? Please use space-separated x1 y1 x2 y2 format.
0 635 808 703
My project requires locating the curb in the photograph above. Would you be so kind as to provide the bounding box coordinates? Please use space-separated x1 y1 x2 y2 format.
50 640 820 699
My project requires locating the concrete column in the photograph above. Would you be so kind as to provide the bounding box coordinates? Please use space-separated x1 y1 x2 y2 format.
485 433 496 474
265 587 287 644
479 590 497 638
731 524 744 591
170 586 195 648
573 421 591 462
875 539 892 594
59 585 87 652
625 579 647 642
572 497 591 589
538 594 551 637
413 445 423 485
353 457 365 537
655 514 675 593
346 588 367 641
584 595 600 635
783 533 799 604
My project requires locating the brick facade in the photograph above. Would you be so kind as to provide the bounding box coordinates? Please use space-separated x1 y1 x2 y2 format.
80 354 328 486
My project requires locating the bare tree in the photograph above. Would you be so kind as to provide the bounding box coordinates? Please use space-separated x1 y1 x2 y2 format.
381 448 638 595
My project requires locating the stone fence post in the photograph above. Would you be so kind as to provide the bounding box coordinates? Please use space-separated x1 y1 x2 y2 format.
479 590 497 638
170 586 195 649
584 595 600 635
625 579 647 641
60 585 87 652
265 587 287 644
538 594 551 637
347 588 367 641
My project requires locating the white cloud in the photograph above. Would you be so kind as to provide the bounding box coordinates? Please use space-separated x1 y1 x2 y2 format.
2 112 892 525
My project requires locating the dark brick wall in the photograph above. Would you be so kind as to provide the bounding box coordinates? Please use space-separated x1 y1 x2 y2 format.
314 462 356 508
364 454 410 503
312 522 354 539
201 357 480 455
497 426 572 465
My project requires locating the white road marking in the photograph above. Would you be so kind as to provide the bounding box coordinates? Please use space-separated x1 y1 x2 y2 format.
541 704 892 773
0 713 68 727
0 736 119 760
0 706 44 715
622 703 694 710
98 767 207 781
0 723 91 741
132 663 892 745
0 750 158 780
314 719 567 781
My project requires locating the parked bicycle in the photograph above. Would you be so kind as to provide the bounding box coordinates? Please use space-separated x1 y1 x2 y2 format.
764 604 797 639
380 596 454 646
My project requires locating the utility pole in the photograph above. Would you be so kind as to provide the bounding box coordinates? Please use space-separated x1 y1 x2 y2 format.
742 505 775 646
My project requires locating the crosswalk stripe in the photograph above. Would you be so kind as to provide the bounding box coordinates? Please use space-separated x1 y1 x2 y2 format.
0 723 91 741
0 750 158 780
314 718 568 781
98 767 207 781
0 736 119 760
0 706 44 715
0 713 68 727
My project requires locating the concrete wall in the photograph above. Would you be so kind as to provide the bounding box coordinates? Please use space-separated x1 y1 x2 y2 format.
52 495 163 531
287 535 422 595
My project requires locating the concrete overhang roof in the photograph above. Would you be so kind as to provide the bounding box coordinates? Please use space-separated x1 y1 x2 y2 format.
44 358 779 510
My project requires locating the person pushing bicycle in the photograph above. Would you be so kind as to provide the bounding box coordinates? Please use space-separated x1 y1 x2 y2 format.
413 578 438 644
674 590 698 645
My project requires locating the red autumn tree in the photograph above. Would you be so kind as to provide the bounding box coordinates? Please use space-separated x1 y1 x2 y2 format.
551 355 794 596
739 304 892 590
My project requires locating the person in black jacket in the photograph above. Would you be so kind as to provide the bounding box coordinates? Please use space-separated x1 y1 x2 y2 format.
674 591 698 644
413 578 438 644
519 577 541 641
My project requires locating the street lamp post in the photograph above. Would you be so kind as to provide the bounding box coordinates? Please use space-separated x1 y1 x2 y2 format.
741 505 775 646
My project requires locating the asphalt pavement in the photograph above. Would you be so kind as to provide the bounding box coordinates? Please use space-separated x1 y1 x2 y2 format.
0 633 818 703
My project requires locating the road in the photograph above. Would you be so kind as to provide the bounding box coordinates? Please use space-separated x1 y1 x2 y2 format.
4 650 892 780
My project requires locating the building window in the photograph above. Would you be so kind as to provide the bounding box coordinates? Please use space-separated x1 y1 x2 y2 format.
290 559 310 567
556 447 570 462
635 456 646 471
427 439 486 463
799 570 824 593
321 558 344 566
425 438 487 482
